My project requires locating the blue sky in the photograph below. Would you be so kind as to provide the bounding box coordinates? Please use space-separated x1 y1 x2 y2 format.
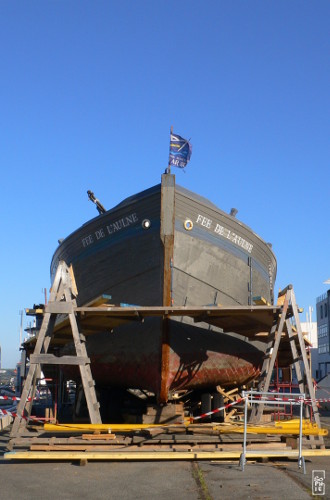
1 1 329 368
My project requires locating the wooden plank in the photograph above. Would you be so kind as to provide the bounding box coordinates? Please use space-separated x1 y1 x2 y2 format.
224 409 237 422
64 288 101 424
30 445 117 451
252 294 289 423
68 264 78 297
44 423 167 432
226 388 239 396
10 435 283 451
30 354 90 365
84 294 113 307
253 296 270 306
5 449 330 461
81 434 116 440
46 302 74 314
216 386 237 402
29 442 288 452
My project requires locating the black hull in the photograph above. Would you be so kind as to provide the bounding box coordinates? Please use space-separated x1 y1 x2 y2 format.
50 174 277 399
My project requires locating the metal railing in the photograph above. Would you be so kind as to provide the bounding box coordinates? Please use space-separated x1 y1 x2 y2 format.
239 390 306 474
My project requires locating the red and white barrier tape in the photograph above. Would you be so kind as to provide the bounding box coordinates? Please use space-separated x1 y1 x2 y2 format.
0 408 45 425
0 395 39 402
191 397 245 422
191 395 330 422
253 395 330 404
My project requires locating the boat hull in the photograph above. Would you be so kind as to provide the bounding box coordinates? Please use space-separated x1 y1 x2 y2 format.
50 175 277 401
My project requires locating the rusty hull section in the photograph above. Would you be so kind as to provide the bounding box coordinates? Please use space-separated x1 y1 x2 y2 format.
57 317 263 395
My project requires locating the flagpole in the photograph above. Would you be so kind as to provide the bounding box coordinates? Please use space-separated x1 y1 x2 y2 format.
166 125 173 175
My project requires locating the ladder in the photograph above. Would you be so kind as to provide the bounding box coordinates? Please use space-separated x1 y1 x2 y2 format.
250 285 323 447
10 261 101 438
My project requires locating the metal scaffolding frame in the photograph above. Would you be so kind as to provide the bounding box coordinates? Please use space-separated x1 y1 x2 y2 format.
240 390 306 474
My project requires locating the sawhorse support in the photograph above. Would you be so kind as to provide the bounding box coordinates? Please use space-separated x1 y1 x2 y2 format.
250 285 323 448
10 261 101 438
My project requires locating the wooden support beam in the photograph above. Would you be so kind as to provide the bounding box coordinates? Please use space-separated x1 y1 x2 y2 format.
250 303 288 423
30 354 90 365
46 302 74 314
5 449 330 461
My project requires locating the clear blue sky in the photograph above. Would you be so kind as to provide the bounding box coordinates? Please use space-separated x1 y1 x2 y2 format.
1 1 329 368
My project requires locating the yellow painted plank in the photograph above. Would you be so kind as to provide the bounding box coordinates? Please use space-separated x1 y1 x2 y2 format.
44 423 177 432
4 449 330 461
43 422 327 436
217 427 327 436
253 296 270 306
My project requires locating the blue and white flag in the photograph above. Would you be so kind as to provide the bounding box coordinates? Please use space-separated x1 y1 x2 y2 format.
169 133 192 169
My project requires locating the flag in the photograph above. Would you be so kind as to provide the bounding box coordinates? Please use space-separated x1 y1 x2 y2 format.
169 133 192 169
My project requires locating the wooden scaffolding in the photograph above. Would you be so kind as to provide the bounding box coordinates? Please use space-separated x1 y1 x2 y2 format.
10 261 101 438
250 285 324 448
10 261 323 450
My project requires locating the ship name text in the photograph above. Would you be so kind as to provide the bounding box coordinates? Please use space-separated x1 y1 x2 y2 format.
81 213 138 247
195 214 253 253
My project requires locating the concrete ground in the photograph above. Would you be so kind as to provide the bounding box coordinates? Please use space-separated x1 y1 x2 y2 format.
0 415 329 500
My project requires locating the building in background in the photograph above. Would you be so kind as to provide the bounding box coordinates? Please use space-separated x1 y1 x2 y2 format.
316 289 330 380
